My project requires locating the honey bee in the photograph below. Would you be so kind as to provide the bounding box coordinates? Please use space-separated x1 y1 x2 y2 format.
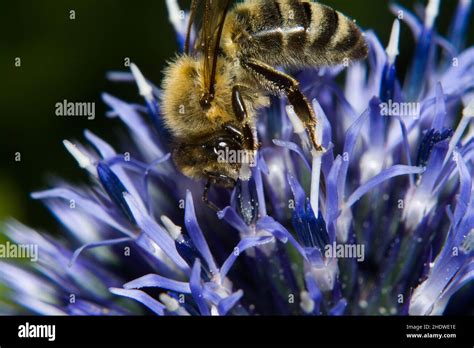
161 0 368 209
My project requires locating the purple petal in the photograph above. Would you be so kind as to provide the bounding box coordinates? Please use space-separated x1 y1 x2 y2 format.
84 129 116 159
218 290 243 315
365 32 388 98
190 259 210 316
435 35 457 60
272 139 311 171
123 193 189 271
109 288 165 315
453 154 471 226
431 83 447 131
430 260 474 315
70 237 133 267
31 188 131 236
220 236 274 279
256 151 270 175
396 117 415 187
339 110 370 199
304 272 323 304
256 216 287 241
287 173 306 210
217 206 250 235
102 93 163 158
440 48 474 96
202 284 222 305
106 71 134 82
329 298 348 316
124 274 191 294
253 153 268 217
346 165 425 208
418 142 448 194
257 216 308 261
97 162 136 225
368 98 385 147
326 156 343 224
185 190 218 275
448 0 472 52
67 299 125 315
409 251 469 315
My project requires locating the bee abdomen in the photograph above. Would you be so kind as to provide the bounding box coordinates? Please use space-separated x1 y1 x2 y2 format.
229 0 368 67
308 3 368 64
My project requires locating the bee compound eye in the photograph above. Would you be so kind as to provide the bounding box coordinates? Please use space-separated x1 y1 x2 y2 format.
216 139 231 150
204 136 238 154
201 141 226 155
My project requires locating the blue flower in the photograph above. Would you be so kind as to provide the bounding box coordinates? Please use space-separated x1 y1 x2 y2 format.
1 0 473 316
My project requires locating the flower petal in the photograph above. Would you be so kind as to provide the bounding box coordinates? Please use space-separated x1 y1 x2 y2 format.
453 153 472 226
220 236 274 279
185 190 218 275
109 288 165 315
123 193 189 271
272 139 311 171
31 188 131 236
97 162 136 225
218 290 244 315
329 298 348 316
217 206 250 235
102 93 163 158
124 274 191 294
339 110 370 198
70 237 133 267
346 165 425 208
189 259 210 316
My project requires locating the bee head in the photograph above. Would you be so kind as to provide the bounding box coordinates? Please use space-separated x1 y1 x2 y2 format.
172 129 246 188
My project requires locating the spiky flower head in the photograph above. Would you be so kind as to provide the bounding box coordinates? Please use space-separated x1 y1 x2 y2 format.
1 0 473 316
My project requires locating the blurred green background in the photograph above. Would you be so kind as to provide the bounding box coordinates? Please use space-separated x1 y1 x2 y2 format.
0 0 472 234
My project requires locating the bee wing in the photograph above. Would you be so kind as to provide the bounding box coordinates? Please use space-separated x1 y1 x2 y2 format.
192 0 232 103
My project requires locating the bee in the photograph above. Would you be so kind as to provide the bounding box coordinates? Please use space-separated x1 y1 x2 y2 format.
161 0 368 209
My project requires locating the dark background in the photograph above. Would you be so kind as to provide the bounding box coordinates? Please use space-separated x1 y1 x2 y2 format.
0 0 472 233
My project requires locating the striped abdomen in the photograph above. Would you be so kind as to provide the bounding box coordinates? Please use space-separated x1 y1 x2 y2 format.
223 0 368 68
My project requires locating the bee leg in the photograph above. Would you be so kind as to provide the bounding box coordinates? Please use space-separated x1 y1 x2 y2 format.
231 86 257 150
231 85 259 171
202 179 220 212
242 59 323 152
202 173 236 211
232 85 248 123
